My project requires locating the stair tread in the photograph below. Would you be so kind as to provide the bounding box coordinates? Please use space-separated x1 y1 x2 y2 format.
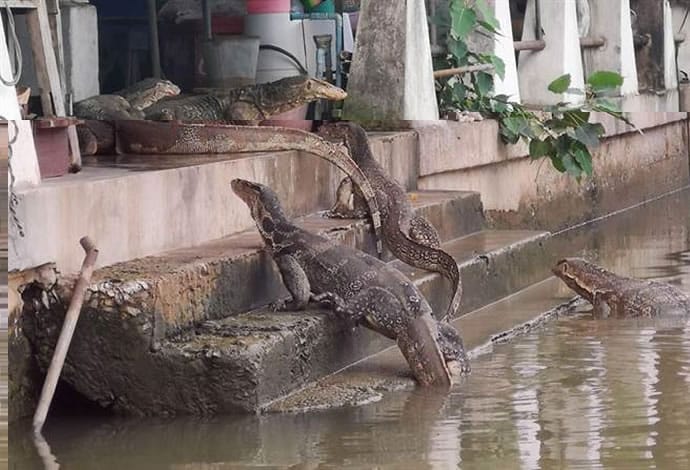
164 228 549 344
93 190 483 281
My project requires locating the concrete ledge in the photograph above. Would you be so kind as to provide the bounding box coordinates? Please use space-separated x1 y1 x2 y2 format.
419 119 690 230
412 114 688 177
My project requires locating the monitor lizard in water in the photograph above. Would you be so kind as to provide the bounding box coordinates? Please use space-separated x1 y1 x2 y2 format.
553 258 690 317
317 121 463 322
231 178 470 386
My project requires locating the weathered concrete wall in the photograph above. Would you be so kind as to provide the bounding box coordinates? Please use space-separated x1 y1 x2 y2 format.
9 132 418 277
418 115 690 230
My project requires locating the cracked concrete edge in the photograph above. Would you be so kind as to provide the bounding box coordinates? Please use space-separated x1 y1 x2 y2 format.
263 296 587 414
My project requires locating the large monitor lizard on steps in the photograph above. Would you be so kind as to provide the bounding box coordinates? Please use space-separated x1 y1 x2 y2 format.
115 120 384 257
231 178 470 386
318 121 463 322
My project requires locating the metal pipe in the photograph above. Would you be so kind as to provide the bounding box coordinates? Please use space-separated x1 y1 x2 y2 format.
290 12 343 88
535 0 543 40
147 0 161 77
433 63 495 79
514 39 546 51
580 36 606 48
33 237 99 434
202 0 213 41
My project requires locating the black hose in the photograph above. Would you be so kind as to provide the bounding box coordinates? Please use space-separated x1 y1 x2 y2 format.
259 44 309 75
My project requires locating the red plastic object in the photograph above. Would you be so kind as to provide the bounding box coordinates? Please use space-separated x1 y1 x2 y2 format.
32 119 74 178
246 0 291 14
260 104 313 130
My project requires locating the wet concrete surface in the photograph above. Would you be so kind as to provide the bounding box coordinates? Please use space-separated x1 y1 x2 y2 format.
8 187 690 469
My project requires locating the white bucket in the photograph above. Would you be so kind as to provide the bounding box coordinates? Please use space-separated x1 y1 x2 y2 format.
244 13 307 83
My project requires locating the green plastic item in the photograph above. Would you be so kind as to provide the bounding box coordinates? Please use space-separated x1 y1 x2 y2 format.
305 0 335 13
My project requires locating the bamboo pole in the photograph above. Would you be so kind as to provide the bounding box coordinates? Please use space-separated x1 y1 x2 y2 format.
33 236 98 434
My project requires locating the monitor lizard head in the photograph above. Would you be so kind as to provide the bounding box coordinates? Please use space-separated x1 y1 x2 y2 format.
552 257 606 302
231 179 290 248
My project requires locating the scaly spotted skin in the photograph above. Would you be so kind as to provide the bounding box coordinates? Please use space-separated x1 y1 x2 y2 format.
319 121 463 322
553 258 690 317
74 78 181 155
231 178 470 386
116 120 384 257
144 75 347 121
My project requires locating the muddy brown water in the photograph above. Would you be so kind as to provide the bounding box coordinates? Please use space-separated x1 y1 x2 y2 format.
6 188 690 469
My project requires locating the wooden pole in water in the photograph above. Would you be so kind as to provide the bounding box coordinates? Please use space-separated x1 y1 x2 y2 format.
33 236 98 434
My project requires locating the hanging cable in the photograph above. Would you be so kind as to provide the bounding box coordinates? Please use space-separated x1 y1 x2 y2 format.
1 6 23 86
259 44 309 75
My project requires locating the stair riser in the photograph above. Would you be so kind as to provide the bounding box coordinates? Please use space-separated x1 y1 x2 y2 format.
409 234 556 317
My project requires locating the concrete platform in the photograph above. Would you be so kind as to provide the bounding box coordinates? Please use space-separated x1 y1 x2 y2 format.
22 227 550 415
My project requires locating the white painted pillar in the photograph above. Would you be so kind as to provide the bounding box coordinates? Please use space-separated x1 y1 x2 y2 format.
664 0 679 92
343 0 438 120
583 1 639 104
672 1 690 78
1 16 41 189
518 0 585 106
492 0 520 101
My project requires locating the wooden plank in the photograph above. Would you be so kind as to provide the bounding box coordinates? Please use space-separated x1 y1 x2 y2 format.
45 0 67 98
25 1 65 116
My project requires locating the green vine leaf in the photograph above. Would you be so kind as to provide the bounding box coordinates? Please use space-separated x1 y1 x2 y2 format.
587 71 624 92
529 138 553 158
449 4 477 40
475 0 500 31
548 74 572 94
573 146 593 176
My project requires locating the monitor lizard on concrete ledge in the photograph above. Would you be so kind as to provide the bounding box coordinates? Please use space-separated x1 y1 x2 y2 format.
318 121 463 322
115 120 384 257
74 78 182 155
75 76 346 155
231 178 470 386
143 75 346 122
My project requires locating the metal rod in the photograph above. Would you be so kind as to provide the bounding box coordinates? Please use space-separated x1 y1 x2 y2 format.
580 36 606 48
147 0 161 78
433 63 495 79
535 0 543 40
514 39 546 51
290 12 343 88
32 237 99 434
202 0 212 41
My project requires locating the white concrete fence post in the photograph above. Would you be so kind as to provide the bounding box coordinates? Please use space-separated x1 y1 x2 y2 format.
343 0 439 120
466 0 520 102
583 0 640 110
518 0 585 106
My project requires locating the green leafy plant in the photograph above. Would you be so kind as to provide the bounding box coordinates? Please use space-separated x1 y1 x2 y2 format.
433 0 636 179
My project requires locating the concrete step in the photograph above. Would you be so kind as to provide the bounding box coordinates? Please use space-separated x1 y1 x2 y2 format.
11 130 419 274
24 227 556 416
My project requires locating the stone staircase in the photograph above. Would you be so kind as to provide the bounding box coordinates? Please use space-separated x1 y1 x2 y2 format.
24 183 557 416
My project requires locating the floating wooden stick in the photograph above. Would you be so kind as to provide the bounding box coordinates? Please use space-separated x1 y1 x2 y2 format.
33 236 98 434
